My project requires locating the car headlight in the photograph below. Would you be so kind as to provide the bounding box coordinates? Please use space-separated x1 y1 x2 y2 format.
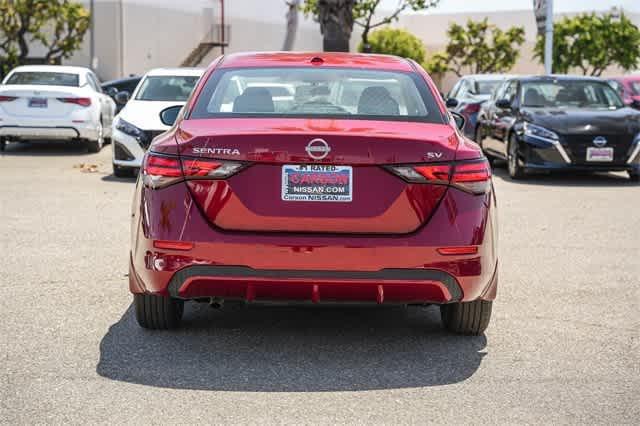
115 118 143 139
523 122 559 142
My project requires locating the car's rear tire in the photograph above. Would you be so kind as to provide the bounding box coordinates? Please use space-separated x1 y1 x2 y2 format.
134 293 184 329
628 170 640 182
86 120 104 153
507 134 525 180
440 299 492 335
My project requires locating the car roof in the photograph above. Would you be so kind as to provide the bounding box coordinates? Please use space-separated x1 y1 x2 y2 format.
462 74 514 81
145 68 204 77
510 74 607 83
218 52 414 72
7 65 90 75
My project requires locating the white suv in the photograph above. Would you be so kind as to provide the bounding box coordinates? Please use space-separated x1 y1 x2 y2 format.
111 68 203 177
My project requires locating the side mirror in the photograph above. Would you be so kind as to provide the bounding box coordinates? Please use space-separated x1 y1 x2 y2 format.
495 98 512 110
114 91 130 105
451 112 466 131
159 105 183 126
445 97 459 108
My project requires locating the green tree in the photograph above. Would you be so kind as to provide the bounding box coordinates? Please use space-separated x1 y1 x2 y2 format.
534 12 640 76
302 0 439 51
358 27 425 63
426 18 525 77
0 0 90 76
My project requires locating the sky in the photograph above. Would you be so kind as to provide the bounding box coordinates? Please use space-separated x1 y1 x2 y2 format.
381 0 640 14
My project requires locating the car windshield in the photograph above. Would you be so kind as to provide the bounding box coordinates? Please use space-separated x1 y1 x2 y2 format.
135 75 200 101
475 80 502 96
521 80 624 109
4 71 79 87
190 67 444 123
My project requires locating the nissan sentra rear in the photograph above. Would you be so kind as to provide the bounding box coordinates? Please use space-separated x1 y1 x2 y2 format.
129 52 498 335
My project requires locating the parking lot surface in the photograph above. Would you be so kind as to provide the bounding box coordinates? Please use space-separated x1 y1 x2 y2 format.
1 142 638 424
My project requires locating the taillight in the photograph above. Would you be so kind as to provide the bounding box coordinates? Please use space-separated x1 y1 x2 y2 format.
386 158 491 195
142 152 245 189
57 97 91 107
451 159 492 194
0 95 17 102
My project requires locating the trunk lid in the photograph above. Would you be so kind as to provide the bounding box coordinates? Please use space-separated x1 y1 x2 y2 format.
0 85 81 118
178 118 459 234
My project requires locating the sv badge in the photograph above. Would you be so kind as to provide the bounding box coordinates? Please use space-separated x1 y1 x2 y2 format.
426 152 443 160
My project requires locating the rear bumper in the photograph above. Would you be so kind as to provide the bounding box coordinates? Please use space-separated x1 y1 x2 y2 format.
0 125 81 140
129 180 499 304
166 265 463 303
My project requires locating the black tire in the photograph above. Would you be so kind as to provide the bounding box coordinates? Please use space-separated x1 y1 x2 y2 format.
134 293 184 329
113 163 134 178
507 133 525 180
628 170 640 182
440 299 492 335
86 119 104 153
0 139 5 152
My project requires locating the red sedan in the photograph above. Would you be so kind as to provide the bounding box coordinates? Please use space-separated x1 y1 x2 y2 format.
130 52 498 335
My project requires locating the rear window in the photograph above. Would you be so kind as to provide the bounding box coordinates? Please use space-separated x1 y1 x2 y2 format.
4 71 79 87
190 67 445 123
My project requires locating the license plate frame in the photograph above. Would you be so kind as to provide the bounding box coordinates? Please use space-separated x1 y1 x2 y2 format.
28 97 48 108
281 164 353 202
586 147 614 162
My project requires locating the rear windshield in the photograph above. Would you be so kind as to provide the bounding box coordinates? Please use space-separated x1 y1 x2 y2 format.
4 71 79 87
135 76 201 102
190 67 445 123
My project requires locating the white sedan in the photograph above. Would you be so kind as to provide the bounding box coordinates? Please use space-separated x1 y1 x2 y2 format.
0 65 116 152
111 68 203 177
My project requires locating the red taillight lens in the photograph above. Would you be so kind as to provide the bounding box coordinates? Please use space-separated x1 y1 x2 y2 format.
387 158 491 195
452 159 492 194
0 95 17 102
181 158 222 176
142 154 183 189
462 103 481 114
57 97 91 107
142 152 245 189
386 164 451 184
413 164 452 182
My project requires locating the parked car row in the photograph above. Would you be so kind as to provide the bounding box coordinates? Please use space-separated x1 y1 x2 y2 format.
445 74 640 181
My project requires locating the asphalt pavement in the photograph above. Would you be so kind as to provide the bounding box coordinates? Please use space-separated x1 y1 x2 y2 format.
0 141 638 424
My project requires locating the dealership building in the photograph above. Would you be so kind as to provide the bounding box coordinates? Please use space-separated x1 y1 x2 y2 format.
47 1 640 90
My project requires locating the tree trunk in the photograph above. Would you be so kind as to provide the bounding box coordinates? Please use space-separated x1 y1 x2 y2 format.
282 0 300 51
317 0 355 52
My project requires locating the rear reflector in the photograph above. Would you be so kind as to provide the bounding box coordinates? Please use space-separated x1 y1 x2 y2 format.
386 158 491 195
153 240 194 251
142 152 245 189
57 97 91 107
437 246 479 256
0 95 17 102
